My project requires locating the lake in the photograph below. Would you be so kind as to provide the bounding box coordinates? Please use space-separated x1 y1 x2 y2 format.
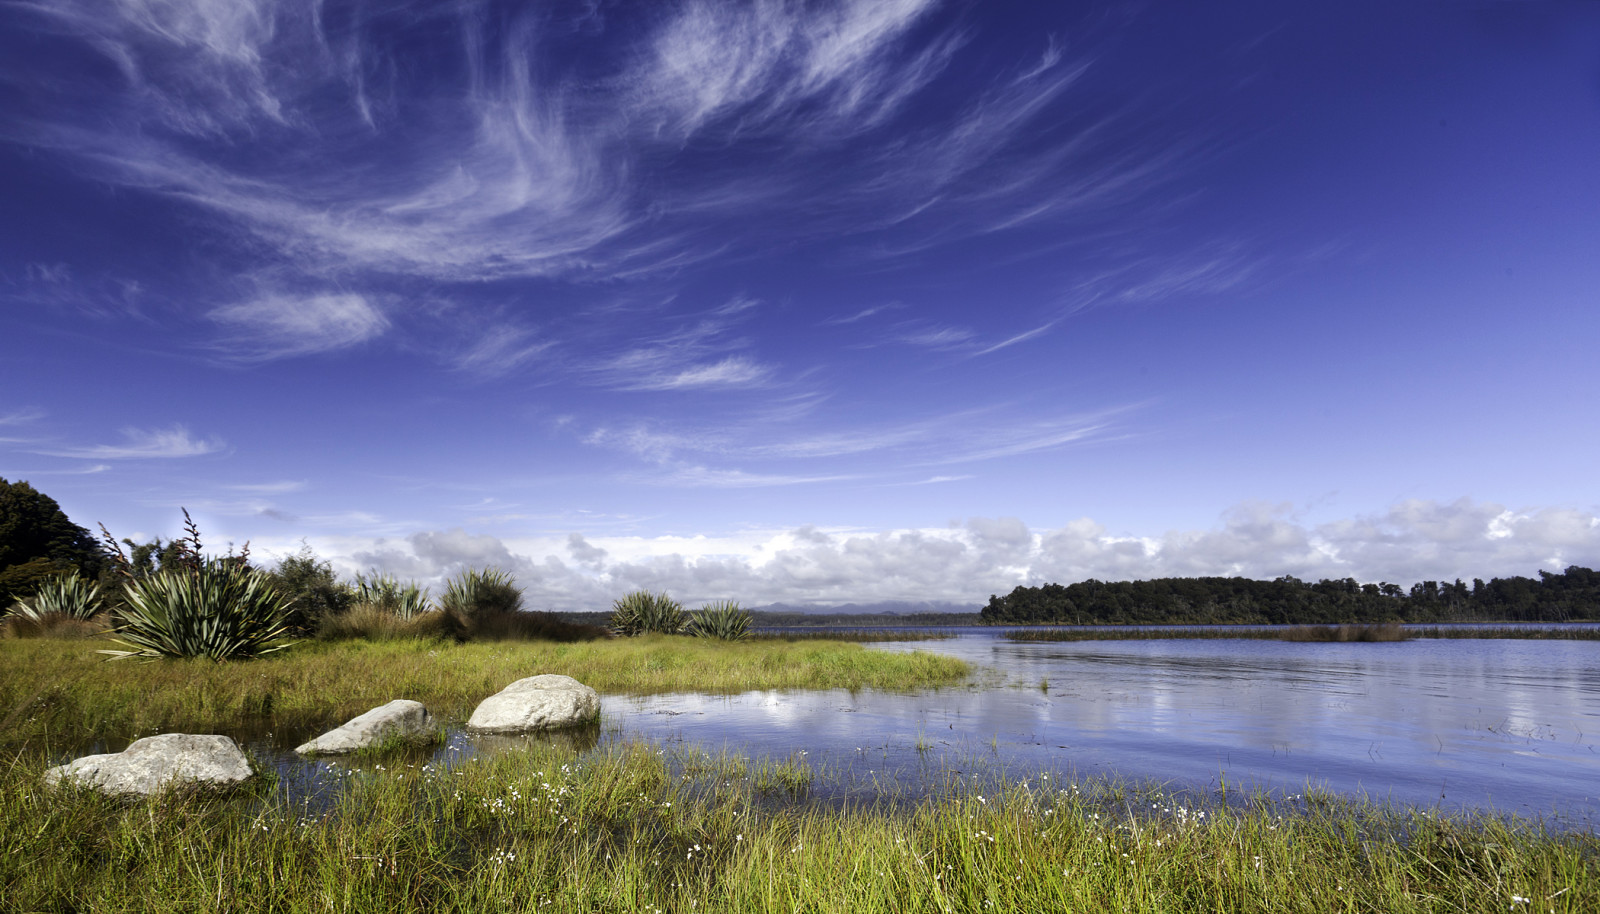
598 629 1600 825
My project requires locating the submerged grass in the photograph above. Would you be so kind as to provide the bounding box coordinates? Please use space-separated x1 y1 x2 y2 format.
0 636 970 750
2 741 1592 913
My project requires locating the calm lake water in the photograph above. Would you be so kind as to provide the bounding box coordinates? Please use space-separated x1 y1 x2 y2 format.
598 629 1600 824
222 628 1600 825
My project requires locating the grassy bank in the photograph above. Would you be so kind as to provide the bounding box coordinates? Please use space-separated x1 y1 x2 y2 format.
2 741 1592 913
0 636 969 751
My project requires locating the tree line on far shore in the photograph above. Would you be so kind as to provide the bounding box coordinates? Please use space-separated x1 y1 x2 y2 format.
979 567 1600 625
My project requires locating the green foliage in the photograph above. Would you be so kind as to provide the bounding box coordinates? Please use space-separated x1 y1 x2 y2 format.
7 572 103 622
0 478 103 605
610 590 687 636
687 599 752 641
265 545 352 635
981 566 1600 625
351 572 432 620
438 567 523 622
98 510 293 661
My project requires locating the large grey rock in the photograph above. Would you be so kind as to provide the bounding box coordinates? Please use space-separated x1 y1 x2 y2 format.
468 674 600 733
295 699 435 756
44 734 253 797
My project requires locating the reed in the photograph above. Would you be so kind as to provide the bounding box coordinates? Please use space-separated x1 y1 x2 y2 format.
1280 622 1408 642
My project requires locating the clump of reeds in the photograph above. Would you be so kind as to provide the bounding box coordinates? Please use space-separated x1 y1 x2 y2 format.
1280 622 1407 642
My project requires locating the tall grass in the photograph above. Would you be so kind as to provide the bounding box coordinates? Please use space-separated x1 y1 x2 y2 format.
1 742 1592 913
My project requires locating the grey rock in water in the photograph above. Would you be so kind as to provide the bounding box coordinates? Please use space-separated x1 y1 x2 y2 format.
295 699 435 756
44 734 254 797
467 674 600 733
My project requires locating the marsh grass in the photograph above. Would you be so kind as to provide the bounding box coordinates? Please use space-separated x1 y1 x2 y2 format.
1006 627 1288 643
1 741 1592 913
0 636 969 750
1281 622 1408 642
753 629 957 642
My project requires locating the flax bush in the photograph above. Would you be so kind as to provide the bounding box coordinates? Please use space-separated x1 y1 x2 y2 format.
351 572 432 620
687 600 752 641
6 572 103 622
611 590 687 636
97 512 292 661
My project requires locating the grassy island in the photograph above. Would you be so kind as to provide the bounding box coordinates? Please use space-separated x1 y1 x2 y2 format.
0 637 970 748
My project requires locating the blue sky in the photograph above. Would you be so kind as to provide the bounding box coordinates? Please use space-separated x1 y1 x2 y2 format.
4 0 1598 610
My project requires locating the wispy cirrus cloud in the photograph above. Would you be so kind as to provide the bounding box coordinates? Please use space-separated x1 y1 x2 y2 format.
584 404 1132 481
0 407 47 426
208 292 388 361
6 0 1170 293
37 424 223 459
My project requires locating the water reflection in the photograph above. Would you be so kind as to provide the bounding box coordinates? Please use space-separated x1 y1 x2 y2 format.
132 630 1600 826
606 632 1600 823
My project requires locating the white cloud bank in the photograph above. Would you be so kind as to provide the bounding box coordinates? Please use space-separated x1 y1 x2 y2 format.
262 498 1600 612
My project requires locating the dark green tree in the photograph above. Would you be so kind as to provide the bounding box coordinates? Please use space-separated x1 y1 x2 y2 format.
263 544 352 635
0 477 104 605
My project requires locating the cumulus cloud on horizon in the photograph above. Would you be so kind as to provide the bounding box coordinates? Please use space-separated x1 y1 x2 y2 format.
256 498 1600 612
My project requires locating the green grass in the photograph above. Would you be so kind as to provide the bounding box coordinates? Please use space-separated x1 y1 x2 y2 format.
1 741 1592 913
0 636 970 750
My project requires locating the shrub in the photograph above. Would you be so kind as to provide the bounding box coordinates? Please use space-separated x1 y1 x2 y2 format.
687 600 752 641
266 545 353 635
97 511 294 661
610 590 687 636
7 572 103 622
351 573 432 620
439 567 523 622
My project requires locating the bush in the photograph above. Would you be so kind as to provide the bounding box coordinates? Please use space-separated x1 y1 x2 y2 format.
687 600 752 641
439 567 523 622
7 572 103 622
351 573 432 620
610 591 687 636
266 545 352 635
98 511 293 661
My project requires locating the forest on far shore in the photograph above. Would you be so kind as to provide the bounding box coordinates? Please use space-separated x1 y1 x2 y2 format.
979 566 1600 625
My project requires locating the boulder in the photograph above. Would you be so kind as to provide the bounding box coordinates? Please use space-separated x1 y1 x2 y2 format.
295 699 435 756
44 734 254 797
468 674 600 733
